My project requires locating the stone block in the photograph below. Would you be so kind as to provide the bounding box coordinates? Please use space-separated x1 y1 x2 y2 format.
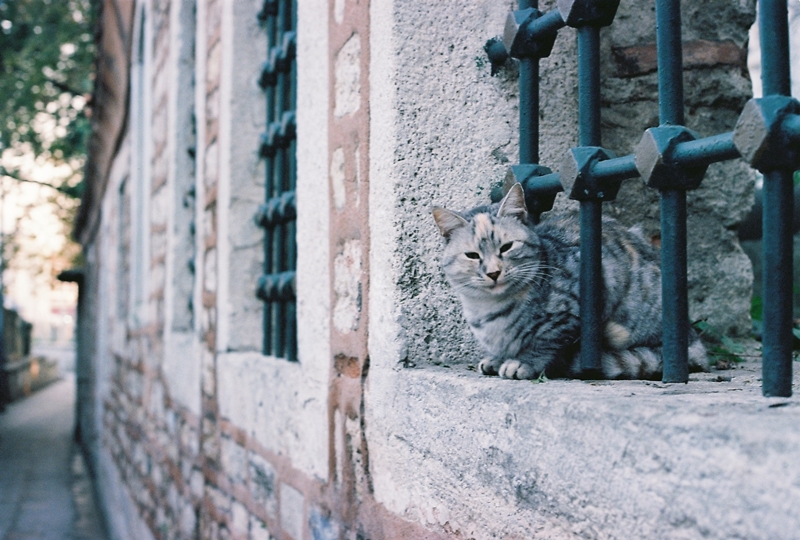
220 435 248 486
331 147 346 210
249 515 274 540
249 452 277 520
333 239 362 334
180 501 198 538
308 507 340 540
231 500 250 537
279 483 305 540
334 34 361 117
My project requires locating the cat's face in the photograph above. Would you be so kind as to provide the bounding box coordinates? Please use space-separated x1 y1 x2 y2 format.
433 184 541 297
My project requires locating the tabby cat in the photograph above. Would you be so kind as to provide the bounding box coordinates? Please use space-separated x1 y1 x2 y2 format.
432 183 707 380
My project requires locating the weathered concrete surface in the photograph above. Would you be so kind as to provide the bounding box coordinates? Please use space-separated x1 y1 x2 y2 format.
366 360 800 539
217 352 330 482
370 0 576 369
0 374 107 540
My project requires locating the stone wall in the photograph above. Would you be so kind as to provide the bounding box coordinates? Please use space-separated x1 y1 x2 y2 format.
77 1 800 540
601 0 756 335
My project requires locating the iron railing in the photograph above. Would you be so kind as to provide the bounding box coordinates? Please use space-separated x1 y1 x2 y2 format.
256 0 297 361
494 0 799 395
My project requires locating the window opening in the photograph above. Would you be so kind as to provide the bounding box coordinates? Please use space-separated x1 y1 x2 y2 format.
493 0 798 396
256 0 297 360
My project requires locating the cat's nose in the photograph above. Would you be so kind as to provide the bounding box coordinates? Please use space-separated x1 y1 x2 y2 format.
487 270 501 282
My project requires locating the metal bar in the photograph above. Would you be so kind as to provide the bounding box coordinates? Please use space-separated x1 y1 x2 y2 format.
262 8 277 356
521 172 563 196
578 27 601 145
577 25 603 375
661 190 689 382
256 190 297 229
759 0 792 396
256 271 297 302
287 0 298 361
525 9 566 38
519 0 539 163
592 154 639 181
580 200 603 375
271 0 290 358
670 132 740 167
759 0 791 97
655 0 688 382
655 0 684 126
762 170 793 396
589 133 740 184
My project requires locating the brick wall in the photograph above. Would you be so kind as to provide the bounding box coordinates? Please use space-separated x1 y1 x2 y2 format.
100 1 203 538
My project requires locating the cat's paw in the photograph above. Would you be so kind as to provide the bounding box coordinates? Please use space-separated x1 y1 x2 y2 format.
478 357 503 376
498 359 537 380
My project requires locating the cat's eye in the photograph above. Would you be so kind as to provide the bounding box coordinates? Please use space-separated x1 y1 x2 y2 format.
465 252 481 260
499 242 513 254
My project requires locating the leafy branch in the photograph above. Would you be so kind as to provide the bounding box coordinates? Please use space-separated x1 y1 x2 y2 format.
0 166 82 198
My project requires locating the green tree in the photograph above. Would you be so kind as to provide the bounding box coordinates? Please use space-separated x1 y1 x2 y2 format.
0 0 95 197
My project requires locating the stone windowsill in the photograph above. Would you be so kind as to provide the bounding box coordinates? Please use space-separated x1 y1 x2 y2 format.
366 356 800 539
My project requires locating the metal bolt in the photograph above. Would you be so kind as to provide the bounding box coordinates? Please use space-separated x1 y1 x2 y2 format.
502 8 560 59
557 0 620 28
634 126 707 190
502 164 561 220
733 96 800 173
560 147 621 201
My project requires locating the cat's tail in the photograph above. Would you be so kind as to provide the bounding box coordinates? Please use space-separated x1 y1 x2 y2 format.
600 338 708 380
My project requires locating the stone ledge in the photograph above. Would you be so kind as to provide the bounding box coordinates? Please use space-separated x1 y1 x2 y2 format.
366 359 800 539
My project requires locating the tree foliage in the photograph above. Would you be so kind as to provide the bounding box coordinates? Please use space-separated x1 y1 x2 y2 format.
0 0 95 195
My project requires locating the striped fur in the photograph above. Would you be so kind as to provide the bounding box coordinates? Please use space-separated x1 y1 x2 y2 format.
433 184 708 380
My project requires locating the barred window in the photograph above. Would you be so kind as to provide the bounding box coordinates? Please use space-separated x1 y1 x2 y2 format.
256 0 297 360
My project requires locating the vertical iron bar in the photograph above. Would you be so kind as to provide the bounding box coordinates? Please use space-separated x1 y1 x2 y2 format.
655 0 684 126
286 0 298 361
274 0 288 358
759 0 792 396
655 0 688 382
519 0 539 164
263 7 276 356
577 27 601 145
660 190 689 382
762 171 793 395
759 0 791 96
577 25 603 375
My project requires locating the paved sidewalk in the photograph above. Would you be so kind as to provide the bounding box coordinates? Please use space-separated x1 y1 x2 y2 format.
0 374 107 540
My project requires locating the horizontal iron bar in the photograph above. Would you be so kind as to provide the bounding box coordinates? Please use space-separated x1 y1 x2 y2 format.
591 154 639 181
522 172 564 195
520 9 566 41
670 131 741 168
519 131 746 207
587 133 741 184
256 190 296 229
257 271 296 303
260 110 296 158
259 31 297 88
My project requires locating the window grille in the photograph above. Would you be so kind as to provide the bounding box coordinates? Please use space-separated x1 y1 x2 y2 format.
256 0 297 360
492 0 799 396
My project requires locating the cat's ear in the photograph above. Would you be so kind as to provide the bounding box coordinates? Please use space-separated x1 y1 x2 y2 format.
497 182 528 221
432 207 469 239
